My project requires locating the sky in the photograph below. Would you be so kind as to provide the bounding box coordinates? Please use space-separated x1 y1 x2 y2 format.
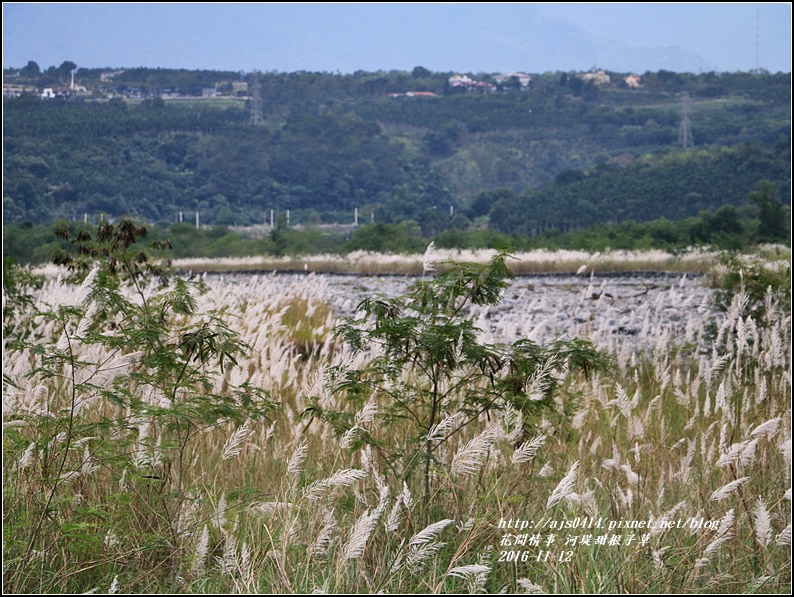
3 3 792 75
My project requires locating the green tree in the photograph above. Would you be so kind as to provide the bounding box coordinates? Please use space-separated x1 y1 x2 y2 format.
307 251 606 513
749 180 789 243
5 218 274 592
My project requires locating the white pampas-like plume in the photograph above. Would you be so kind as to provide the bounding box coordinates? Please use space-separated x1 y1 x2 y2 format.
222 419 252 460
312 511 337 556
410 518 454 546
511 435 546 464
739 438 759 467
776 523 791 546
427 412 465 443
192 524 210 574
750 416 781 439
704 509 735 555
354 398 378 426
217 520 238 575
517 578 545 594
287 440 308 475
423 242 437 275
342 508 380 560
605 384 636 419
16 442 36 471
650 501 687 537
716 440 752 468
385 498 403 533
446 564 491 580
547 461 579 509
710 477 749 501
406 540 446 571
753 497 772 548
450 426 497 477
401 481 412 509
303 469 368 500
213 492 228 529
340 425 360 449
652 546 671 570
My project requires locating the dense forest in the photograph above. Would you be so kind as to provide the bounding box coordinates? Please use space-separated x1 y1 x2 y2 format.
3 64 791 253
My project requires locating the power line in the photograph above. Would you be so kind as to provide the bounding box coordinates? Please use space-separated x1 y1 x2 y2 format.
678 92 694 149
249 70 264 127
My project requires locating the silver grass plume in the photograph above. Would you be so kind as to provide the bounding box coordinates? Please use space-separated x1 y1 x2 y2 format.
517 578 545 594
212 491 228 529
450 426 498 477
342 508 380 560
547 461 579 509
355 397 378 426
750 416 781 439
652 546 671 570
511 435 546 465
340 425 361 449
410 518 454 546
222 419 252 460
406 540 446 572
287 440 308 475
423 241 437 276
703 509 735 555
753 497 772 548
16 442 36 471
776 523 791 546
401 481 412 510
446 563 491 581
303 469 368 501
217 520 238 575
650 501 687 537
312 510 337 556
716 440 755 468
192 524 210 575
427 412 465 444
710 477 749 501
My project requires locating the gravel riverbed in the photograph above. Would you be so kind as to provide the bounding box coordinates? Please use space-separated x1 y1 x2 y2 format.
217 271 718 356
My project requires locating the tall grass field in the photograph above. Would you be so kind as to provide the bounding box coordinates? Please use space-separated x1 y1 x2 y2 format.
3 246 791 594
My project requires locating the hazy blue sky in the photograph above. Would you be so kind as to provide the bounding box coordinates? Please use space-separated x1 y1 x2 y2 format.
3 3 791 75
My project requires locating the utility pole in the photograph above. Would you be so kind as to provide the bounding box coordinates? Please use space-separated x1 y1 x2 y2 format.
678 92 694 149
249 70 264 127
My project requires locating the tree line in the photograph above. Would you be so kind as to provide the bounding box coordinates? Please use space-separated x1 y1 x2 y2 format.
3 66 790 244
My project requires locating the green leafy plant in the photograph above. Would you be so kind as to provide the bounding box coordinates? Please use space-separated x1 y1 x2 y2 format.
713 251 791 322
4 218 275 592
304 249 607 511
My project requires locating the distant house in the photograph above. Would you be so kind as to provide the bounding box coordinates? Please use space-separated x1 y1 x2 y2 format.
448 74 495 93
202 88 217 97
494 72 532 87
624 74 642 88
41 87 71 99
3 85 37 98
579 70 611 85
449 74 475 88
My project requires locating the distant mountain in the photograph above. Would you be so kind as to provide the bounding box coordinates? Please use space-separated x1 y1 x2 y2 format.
280 4 717 75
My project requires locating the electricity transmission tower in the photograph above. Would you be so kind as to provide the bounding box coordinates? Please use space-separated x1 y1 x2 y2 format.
249 70 264 127
678 92 694 149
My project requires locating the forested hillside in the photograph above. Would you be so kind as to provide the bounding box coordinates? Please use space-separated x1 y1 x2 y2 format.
3 66 790 236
